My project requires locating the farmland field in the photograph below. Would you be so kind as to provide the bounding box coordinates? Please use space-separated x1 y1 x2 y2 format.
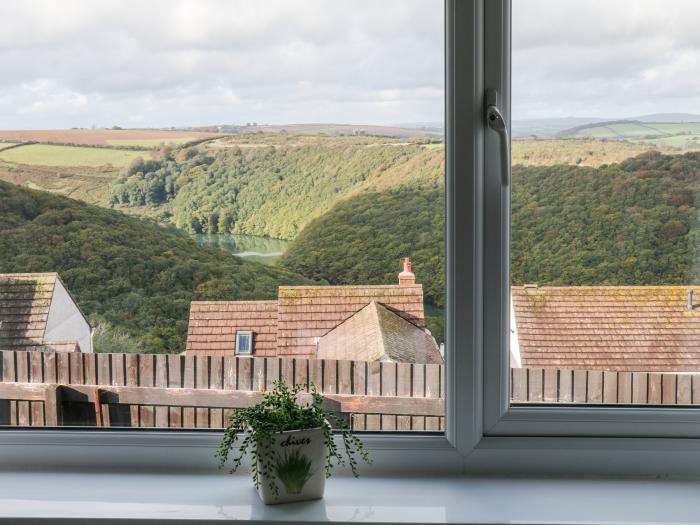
0 161 116 205
105 137 206 147
0 144 148 167
420 136 700 167
0 129 222 147
0 142 19 151
561 121 700 151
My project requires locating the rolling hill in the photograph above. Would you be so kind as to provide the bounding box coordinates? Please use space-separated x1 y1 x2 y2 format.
558 120 700 151
0 180 313 354
283 151 700 318
109 134 444 239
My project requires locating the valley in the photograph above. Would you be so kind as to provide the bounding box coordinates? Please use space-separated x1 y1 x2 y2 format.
2 126 700 352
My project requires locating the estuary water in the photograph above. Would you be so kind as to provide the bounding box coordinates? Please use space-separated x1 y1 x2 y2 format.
193 234 289 265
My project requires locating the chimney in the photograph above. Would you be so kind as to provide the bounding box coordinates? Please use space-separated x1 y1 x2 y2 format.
689 289 694 311
398 257 416 286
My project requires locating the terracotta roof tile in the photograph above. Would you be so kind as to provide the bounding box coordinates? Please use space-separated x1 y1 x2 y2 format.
513 286 700 372
0 273 58 352
276 285 425 355
186 300 278 356
186 284 426 359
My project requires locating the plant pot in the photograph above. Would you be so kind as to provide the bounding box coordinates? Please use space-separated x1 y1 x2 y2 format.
256 426 326 504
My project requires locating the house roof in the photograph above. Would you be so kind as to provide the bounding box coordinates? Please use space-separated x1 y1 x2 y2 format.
186 300 278 357
276 284 425 357
185 282 426 359
0 273 58 350
317 301 442 364
512 285 700 372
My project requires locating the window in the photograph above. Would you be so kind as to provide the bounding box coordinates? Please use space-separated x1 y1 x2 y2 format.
236 331 253 355
481 0 700 447
509 1 700 407
5 0 700 480
0 0 446 435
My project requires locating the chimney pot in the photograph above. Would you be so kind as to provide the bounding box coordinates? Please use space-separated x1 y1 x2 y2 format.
398 257 416 285
689 289 694 311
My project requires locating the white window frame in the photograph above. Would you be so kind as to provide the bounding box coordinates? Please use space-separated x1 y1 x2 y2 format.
235 330 253 355
1 0 700 478
477 0 700 475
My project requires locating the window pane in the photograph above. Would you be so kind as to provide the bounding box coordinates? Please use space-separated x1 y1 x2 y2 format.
0 0 445 430
236 332 251 355
511 0 700 405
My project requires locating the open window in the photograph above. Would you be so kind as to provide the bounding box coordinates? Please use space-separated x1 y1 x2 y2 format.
6 0 699 480
482 0 700 444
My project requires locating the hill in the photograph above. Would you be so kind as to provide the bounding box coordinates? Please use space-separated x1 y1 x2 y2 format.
109 134 444 239
511 151 699 285
4 133 686 241
512 117 610 138
283 151 700 318
558 120 700 150
0 129 221 148
0 180 312 353
184 123 442 139
281 186 445 306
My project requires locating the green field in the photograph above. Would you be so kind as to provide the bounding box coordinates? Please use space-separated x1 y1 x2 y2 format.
0 142 19 150
106 137 202 147
639 135 700 148
0 144 147 167
564 121 700 150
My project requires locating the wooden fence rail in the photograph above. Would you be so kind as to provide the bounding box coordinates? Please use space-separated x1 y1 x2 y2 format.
0 382 445 429
512 368 700 405
0 351 445 431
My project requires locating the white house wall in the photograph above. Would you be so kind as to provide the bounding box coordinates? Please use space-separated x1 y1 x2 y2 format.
44 279 92 353
510 298 521 368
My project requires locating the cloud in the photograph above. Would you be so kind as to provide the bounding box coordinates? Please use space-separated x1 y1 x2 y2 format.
3 0 697 127
513 0 700 119
0 0 444 129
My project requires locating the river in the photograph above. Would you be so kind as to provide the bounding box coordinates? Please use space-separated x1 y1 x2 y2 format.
193 234 289 265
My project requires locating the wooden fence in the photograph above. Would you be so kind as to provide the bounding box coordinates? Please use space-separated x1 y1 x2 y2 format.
0 351 444 431
512 368 700 405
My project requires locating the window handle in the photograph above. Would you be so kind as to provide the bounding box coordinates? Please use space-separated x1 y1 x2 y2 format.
485 90 510 187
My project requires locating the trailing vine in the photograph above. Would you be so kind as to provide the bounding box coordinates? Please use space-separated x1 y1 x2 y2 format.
216 381 371 499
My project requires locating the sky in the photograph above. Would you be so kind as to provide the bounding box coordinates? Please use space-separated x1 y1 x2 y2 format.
2 1 699 129
513 0 700 120
0 0 443 129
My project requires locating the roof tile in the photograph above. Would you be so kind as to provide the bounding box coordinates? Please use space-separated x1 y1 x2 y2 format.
513 286 700 372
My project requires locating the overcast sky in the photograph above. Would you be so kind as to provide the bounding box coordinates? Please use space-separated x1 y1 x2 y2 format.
1 1 699 129
0 0 442 129
514 0 700 120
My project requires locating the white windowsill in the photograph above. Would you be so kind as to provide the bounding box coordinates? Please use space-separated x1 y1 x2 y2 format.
0 470 698 524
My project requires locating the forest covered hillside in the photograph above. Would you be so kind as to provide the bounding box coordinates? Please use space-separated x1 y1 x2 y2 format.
283 151 700 314
511 151 700 285
108 135 443 239
0 180 313 353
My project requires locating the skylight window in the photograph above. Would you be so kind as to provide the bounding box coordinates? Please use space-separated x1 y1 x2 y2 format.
236 331 253 356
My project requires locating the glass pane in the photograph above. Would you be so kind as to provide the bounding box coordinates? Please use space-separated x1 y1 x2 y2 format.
237 333 251 354
511 0 700 406
0 0 445 429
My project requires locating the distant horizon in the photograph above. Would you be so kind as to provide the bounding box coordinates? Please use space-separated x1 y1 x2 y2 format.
5 112 700 133
0 121 446 132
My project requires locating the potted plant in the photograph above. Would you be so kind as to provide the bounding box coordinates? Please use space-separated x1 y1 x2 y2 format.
216 381 371 504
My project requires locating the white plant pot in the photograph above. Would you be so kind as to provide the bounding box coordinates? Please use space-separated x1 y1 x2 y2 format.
256 426 326 505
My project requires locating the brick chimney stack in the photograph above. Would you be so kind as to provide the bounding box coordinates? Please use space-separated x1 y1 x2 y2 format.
398 257 416 286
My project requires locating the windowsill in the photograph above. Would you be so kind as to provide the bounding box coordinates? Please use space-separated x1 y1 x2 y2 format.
1 470 698 524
